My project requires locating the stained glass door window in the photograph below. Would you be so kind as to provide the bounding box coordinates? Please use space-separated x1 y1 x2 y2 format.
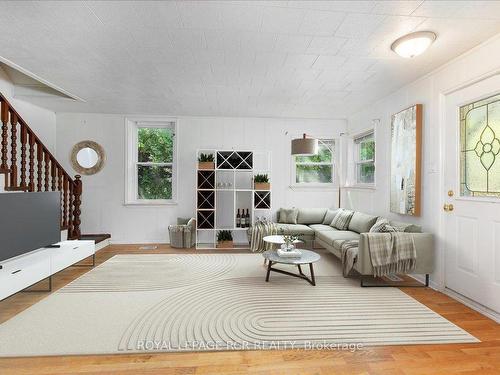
460 93 500 197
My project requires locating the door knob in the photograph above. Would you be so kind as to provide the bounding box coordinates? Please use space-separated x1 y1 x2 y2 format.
443 203 454 212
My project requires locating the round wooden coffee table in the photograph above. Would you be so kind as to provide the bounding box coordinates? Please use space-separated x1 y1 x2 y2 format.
262 249 320 286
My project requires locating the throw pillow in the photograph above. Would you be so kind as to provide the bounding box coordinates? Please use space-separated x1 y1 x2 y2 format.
322 209 339 224
370 218 398 233
330 209 354 230
389 220 422 233
278 208 298 224
186 218 196 229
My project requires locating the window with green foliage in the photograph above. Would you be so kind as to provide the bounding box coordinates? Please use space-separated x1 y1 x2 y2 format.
126 118 176 204
294 139 335 184
354 131 375 184
137 127 174 200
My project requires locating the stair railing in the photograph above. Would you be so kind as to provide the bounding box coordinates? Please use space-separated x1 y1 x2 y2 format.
0 93 82 239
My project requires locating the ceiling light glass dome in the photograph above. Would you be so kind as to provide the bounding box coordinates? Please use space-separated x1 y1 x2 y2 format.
391 31 437 58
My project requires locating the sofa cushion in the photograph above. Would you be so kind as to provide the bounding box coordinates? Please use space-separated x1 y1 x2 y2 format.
275 223 315 236
278 208 298 224
322 209 340 224
308 224 336 232
297 208 327 224
348 212 378 233
316 230 360 247
330 209 354 230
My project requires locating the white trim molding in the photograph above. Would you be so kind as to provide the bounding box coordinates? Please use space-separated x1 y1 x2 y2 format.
444 288 500 323
124 116 178 206
345 123 377 189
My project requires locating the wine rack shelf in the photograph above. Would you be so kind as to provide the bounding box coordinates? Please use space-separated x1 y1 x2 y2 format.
195 150 271 249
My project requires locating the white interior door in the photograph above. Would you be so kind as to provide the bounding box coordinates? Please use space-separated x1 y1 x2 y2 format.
444 74 500 315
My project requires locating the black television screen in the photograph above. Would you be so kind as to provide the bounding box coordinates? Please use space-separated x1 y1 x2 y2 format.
0 192 61 263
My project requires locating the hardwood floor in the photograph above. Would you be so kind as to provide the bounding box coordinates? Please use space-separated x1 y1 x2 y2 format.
0 244 499 375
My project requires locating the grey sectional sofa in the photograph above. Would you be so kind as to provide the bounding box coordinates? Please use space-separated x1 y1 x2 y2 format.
274 208 434 283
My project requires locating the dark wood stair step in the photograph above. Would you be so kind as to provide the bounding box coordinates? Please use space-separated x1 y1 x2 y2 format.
4 186 30 192
80 233 111 245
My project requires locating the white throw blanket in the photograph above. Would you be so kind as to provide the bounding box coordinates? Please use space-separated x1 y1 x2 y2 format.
248 220 278 252
366 232 417 277
340 240 359 277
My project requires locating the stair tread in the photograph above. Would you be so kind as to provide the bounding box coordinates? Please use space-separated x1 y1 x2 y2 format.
4 186 30 191
80 234 111 244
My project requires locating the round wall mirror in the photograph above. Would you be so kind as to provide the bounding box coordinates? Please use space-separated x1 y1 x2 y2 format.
76 147 99 169
71 140 105 175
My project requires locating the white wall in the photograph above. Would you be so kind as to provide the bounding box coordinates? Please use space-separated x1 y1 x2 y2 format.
0 66 56 153
55 113 346 244
346 35 500 287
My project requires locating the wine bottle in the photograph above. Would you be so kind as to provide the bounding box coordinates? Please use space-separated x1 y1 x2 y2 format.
236 209 241 228
246 209 250 227
240 209 246 228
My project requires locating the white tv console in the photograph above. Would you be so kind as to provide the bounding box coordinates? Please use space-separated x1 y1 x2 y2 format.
0 240 95 301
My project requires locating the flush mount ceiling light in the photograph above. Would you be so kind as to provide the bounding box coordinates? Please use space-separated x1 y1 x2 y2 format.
291 134 318 156
391 31 437 58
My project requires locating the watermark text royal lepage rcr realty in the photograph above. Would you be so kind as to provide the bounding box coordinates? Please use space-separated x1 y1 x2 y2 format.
135 340 364 352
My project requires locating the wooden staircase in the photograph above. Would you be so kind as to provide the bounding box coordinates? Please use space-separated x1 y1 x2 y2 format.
0 92 82 239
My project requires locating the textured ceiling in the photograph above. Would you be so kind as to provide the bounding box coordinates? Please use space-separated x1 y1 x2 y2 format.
1 0 500 118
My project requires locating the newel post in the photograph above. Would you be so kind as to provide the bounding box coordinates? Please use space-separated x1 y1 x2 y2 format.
72 175 82 239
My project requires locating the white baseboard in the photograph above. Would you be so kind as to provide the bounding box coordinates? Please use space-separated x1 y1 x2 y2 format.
443 288 500 323
408 274 440 290
397 275 499 323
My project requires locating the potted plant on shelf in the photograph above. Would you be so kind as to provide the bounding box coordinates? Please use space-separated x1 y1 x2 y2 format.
216 230 233 249
198 153 215 170
254 174 270 190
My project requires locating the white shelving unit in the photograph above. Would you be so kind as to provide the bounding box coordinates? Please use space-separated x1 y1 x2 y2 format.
196 150 272 249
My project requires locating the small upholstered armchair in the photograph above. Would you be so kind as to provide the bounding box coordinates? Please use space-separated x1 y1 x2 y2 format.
169 218 196 248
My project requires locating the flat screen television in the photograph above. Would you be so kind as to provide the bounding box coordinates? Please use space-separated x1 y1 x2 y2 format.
0 191 61 263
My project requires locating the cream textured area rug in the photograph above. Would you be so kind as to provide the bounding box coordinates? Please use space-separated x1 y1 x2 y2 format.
0 252 477 357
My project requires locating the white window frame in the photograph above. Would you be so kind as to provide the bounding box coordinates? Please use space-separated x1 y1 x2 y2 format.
125 116 178 205
290 137 337 189
351 129 376 188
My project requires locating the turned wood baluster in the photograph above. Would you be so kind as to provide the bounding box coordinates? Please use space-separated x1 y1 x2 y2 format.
44 151 50 191
28 132 35 191
50 158 56 191
71 175 82 239
68 180 74 237
57 169 63 227
20 122 27 189
1 100 9 171
36 143 43 192
9 112 18 188
57 168 63 191
63 176 69 228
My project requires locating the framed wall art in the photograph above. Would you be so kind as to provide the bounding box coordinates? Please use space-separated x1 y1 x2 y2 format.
390 104 422 216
